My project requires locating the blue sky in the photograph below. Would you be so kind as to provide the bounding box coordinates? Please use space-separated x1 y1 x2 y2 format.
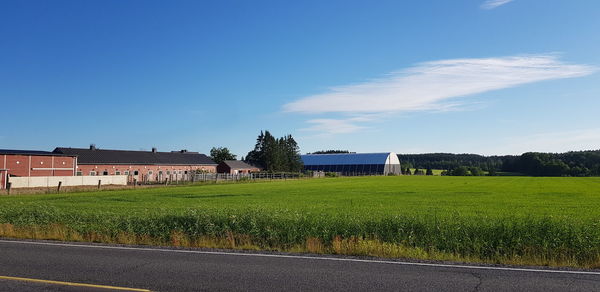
1 0 599 156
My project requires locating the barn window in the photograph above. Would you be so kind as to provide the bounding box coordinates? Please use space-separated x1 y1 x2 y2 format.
103 171 109 175
76 171 83 176
115 171 121 175
124 171 130 175
134 171 139 175
166 171 170 175
89 171 96 176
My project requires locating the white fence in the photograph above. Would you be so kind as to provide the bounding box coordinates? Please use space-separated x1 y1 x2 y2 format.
8 175 128 188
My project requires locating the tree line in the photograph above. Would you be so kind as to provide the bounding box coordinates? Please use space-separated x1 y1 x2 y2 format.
502 151 600 176
309 150 352 154
398 153 506 172
399 150 600 176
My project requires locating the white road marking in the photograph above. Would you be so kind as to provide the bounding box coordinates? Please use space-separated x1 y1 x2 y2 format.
1 239 599 276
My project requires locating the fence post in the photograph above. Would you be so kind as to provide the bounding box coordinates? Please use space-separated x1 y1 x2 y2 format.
134 179 137 188
57 181 62 193
98 180 101 190
6 182 11 195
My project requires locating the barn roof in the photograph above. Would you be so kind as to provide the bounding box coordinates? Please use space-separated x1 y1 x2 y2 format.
301 153 398 165
220 160 260 169
0 149 74 157
53 147 216 165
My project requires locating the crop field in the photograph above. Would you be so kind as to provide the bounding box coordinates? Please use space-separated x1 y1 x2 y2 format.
1 176 600 268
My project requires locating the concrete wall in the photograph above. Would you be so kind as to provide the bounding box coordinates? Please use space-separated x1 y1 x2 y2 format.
8 175 127 188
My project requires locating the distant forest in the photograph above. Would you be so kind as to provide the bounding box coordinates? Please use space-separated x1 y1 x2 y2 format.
308 150 353 154
399 150 600 177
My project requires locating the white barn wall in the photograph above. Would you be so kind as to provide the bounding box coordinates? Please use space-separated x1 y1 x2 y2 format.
384 152 402 175
8 175 127 188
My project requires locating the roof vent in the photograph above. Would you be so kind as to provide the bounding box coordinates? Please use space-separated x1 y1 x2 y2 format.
90 144 96 150
152 147 157 153
180 149 187 153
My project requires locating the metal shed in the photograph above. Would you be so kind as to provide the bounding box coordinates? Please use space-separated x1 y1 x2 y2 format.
301 152 401 175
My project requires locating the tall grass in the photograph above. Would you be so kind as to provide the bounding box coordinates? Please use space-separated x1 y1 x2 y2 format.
1 205 599 268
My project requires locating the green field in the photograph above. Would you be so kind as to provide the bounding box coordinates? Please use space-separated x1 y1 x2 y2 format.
1 176 600 267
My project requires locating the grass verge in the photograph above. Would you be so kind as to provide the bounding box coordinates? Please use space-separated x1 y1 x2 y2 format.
0 206 598 269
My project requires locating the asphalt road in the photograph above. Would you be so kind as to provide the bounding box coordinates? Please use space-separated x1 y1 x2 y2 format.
0 239 599 291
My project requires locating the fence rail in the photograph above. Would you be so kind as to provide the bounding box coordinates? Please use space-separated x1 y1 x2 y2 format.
192 172 303 182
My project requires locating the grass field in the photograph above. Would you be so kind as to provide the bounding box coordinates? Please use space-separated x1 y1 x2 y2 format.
1 176 600 268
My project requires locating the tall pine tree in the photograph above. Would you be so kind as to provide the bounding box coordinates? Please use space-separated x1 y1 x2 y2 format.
245 131 303 172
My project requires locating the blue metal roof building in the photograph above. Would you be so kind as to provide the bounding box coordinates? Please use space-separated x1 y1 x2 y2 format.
301 152 401 175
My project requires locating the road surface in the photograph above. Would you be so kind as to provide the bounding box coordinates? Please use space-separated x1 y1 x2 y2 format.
0 239 599 291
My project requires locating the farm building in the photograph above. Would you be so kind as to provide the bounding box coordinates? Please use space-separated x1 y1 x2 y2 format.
0 149 77 189
217 160 261 174
301 152 401 175
53 146 217 182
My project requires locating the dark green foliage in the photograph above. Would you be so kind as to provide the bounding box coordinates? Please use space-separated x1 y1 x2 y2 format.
449 166 470 176
404 168 412 175
426 168 433 176
210 147 237 164
398 153 507 172
502 151 600 176
245 131 303 172
400 150 600 177
469 167 484 176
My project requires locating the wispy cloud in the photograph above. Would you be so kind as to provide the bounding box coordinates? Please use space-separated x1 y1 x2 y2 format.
481 0 514 10
491 128 600 155
284 54 596 134
301 117 368 135
285 55 595 114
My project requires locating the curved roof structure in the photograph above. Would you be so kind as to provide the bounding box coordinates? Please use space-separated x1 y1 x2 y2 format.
301 152 401 175
301 152 399 165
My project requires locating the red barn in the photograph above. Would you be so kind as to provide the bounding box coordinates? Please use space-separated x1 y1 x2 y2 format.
217 160 261 174
0 149 77 189
53 146 217 182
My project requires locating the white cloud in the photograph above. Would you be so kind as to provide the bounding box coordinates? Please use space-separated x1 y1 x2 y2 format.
284 55 595 115
481 0 514 10
300 118 367 134
491 128 600 155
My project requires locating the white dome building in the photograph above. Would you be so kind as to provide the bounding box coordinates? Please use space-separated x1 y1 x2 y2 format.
301 152 401 175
